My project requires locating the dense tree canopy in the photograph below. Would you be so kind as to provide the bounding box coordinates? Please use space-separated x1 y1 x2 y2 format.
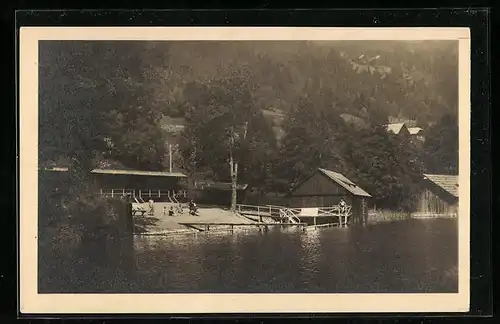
39 40 459 210
39 41 171 176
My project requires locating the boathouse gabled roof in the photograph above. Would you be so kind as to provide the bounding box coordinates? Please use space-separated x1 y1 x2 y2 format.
42 166 187 178
318 168 372 197
193 180 248 191
423 174 458 198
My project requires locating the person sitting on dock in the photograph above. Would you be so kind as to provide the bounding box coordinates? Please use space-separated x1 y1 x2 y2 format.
168 206 175 216
339 198 347 214
188 199 199 216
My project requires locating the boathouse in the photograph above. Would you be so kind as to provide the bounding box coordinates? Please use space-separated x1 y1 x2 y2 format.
412 174 458 218
287 168 372 224
42 166 187 201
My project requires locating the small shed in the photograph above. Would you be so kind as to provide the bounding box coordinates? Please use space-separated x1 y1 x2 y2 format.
287 168 372 224
412 174 458 218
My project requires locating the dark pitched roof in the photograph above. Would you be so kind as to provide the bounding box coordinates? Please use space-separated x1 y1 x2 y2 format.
318 168 372 197
193 180 248 191
408 127 424 135
90 169 187 178
423 174 458 198
42 166 186 178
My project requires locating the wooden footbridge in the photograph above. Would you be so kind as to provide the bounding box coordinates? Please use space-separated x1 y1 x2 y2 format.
236 203 352 228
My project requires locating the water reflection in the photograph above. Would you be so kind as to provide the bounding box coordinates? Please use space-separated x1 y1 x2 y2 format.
41 219 458 293
298 229 321 288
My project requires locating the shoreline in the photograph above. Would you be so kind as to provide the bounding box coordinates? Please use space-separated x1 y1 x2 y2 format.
132 204 457 237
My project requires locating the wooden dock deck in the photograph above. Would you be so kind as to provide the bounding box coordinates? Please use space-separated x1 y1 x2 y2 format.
178 222 308 232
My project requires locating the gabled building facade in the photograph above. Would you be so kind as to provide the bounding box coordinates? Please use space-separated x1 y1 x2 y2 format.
412 174 458 218
287 168 372 224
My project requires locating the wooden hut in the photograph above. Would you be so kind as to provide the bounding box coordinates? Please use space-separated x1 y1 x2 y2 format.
41 167 187 201
287 168 372 224
412 174 458 218
191 180 249 206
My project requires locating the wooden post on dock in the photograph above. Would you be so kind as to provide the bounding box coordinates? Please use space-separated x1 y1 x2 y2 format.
314 216 317 227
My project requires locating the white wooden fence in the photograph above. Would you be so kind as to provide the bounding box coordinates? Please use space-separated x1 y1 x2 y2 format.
99 188 187 199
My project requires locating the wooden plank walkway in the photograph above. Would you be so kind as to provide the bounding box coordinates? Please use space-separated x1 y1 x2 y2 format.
178 222 308 233
178 222 307 226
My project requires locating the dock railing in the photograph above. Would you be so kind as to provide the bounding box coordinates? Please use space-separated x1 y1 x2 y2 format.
236 203 352 225
236 204 297 216
236 204 302 224
317 205 352 217
99 188 187 200
100 188 136 199
236 204 284 217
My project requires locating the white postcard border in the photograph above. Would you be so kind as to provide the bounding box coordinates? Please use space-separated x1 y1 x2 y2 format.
19 27 471 314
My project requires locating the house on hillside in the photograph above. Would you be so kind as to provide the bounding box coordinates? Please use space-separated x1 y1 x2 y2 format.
408 126 425 142
412 174 458 218
385 122 410 136
191 180 249 206
287 168 372 225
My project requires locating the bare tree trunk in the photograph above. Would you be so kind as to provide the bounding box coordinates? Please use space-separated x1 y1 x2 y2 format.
229 122 248 214
230 152 237 212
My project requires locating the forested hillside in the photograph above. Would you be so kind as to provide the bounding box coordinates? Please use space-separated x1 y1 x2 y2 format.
39 40 459 210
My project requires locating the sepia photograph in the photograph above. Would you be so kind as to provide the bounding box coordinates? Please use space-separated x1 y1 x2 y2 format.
20 27 470 314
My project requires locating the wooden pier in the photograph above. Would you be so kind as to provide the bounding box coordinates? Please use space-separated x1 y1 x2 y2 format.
236 203 352 228
178 222 307 232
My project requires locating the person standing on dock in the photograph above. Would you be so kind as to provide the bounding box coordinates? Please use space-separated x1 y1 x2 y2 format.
148 198 154 216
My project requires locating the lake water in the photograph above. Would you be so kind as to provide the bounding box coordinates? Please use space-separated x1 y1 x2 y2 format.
40 218 458 293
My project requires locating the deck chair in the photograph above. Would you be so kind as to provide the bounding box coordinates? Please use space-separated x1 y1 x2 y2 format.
132 204 147 216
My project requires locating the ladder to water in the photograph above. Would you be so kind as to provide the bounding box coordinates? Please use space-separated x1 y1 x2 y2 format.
278 208 301 224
